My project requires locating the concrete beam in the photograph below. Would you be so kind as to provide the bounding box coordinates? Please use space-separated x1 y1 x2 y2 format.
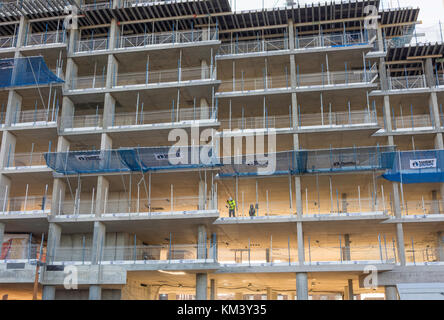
296 272 308 300
196 273 207 300
360 267 444 287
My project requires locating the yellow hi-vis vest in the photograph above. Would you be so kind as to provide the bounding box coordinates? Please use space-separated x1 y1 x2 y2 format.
227 200 236 210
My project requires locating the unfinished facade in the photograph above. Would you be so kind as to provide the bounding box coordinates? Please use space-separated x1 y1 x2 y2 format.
0 0 444 300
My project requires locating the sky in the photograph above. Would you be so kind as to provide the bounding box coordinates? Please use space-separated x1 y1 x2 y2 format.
229 0 444 42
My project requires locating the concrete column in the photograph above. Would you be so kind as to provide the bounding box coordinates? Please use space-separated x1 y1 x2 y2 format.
198 180 206 210
96 132 112 217
295 176 302 217
196 273 208 300
103 93 115 128
91 221 106 264
47 223 62 263
432 190 440 214
266 287 277 300
15 16 28 49
89 285 102 300
296 273 308 300
429 92 442 130
60 97 75 131
396 223 406 266
0 222 4 245
288 19 295 51
345 280 354 300
51 179 66 216
95 176 110 216
341 193 348 213
297 222 304 264
106 54 119 89
108 19 119 50
42 286 56 300
435 133 444 150
201 60 209 79
0 131 16 168
67 26 79 54
197 225 207 260
385 286 399 300
5 90 22 126
0 175 11 212
343 234 351 261
438 232 444 261
200 98 210 120
392 183 402 218
376 24 385 53
64 58 78 90
425 58 436 87
210 279 217 300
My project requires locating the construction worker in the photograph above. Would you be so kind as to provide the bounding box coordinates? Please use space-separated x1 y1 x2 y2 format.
249 204 256 217
226 197 236 217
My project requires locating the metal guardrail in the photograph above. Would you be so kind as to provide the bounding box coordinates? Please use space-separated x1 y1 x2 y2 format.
219 68 378 93
118 29 218 49
388 75 427 90
387 114 433 130
80 0 112 10
24 31 66 46
7 152 47 168
0 35 15 49
11 109 57 125
115 67 210 87
61 114 103 131
220 110 377 131
60 195 215 216
111 107 216 127
70 75 106 90
1 196 51 214
76 38 108 52
219 38 288 55
218 32 369 56
402 200 444 216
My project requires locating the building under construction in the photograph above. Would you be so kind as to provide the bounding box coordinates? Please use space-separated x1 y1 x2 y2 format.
0 0 444 300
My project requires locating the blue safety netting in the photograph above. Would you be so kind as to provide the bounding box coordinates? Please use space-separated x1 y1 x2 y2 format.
383 150 444 184
0 56 63 89
304 146 396 174
218 146 395 178
120 146 220 172
45 146 219 175
218 150 307 177
45 150 129 175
